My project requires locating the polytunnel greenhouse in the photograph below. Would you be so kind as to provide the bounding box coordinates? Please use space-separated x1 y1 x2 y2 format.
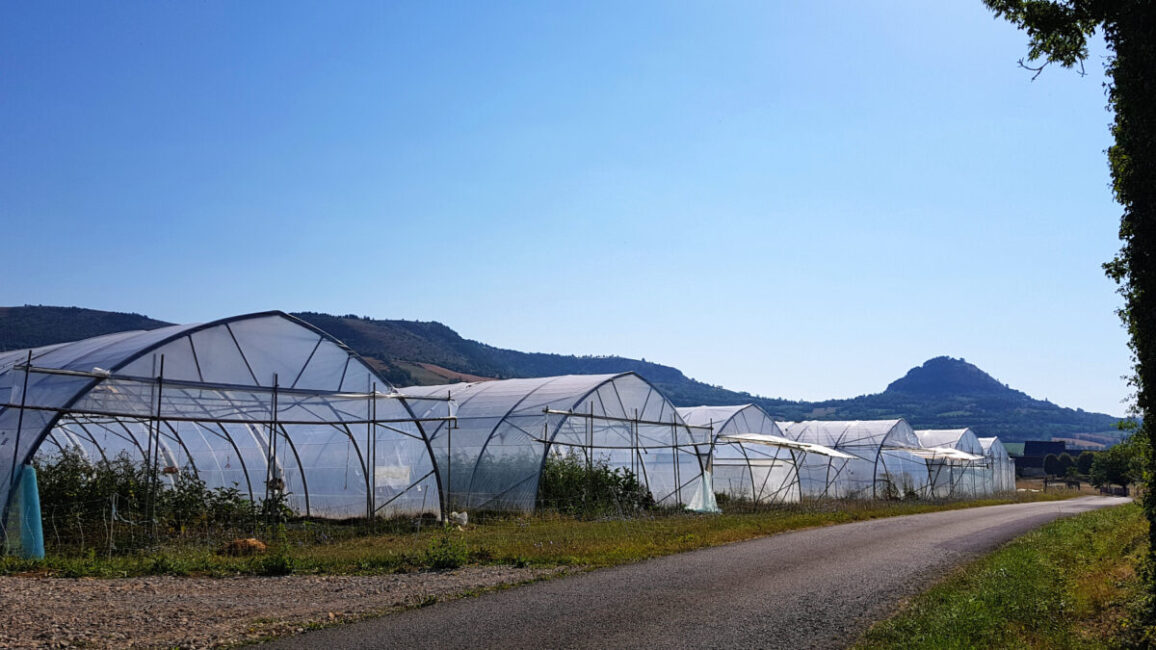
402 373 715 513
778 419 930 499
677 405 800 504
978 436 1016 493
913 428 989 499
0 311 448 548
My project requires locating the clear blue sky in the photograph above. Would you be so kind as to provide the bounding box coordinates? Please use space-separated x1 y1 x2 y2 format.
0 1 1129 416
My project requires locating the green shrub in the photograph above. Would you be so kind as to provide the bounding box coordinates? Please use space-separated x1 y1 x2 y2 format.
424 531 469 570
257 551 295 576
33 449 257 554
146 554 188 576
258 488 293 525
537 452 653 517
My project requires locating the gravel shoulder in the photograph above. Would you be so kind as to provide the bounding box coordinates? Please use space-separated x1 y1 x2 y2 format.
0 496 1125 649
0 566 564 649
263 496 1129 650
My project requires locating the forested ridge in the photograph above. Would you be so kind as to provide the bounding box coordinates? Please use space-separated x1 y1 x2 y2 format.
0 306 1121 441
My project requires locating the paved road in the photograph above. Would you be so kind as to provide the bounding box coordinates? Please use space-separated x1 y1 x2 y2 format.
264 496 1128 650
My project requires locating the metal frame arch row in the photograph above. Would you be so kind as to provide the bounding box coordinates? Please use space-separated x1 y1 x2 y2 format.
0 311 444 525
535 372 708 510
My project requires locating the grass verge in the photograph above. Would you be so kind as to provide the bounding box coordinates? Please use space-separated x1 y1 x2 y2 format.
855 501 1146 649
1 491 1077 579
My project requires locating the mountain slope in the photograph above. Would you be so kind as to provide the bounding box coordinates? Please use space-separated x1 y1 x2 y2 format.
292 311 718 395
885 356 1014 396
783 357 1120 442
0 306 1122 442
0 305 171 351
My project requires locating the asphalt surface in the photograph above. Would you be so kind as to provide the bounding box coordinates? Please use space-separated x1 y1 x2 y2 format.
263 496 1129 650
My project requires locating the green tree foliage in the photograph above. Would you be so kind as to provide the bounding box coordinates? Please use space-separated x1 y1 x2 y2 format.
1089 436 1144 489
1077 450 1096 475
1043 453 1062 477
0 306 169 351
1057 452 1076 475
985 0 1156 622
537 452 653 517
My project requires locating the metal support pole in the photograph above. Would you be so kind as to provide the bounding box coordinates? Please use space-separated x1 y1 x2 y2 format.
672 415 681 508
144 358 156 508
542 417 550 508
8 351 32 494
264 374 280 525
708 419 716 475
272 374 279 508
146 356 165 542
366 383 374 522
371 383 377 523
445 390 452 519
3 351 33 551
637 411 644 487
586 401 594 513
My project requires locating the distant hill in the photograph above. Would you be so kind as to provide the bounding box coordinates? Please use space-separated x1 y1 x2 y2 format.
291 311 722 394
772 357 1123 443
885 356 1011 396
0 306 171 351
0 306 1123 443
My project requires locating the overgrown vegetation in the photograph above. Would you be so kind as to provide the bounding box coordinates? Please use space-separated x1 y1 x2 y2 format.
0 485 1074 579
424 530 469 570
31 449 282 554
536 452 653 517
5 450 1083 581
1090 432 1147 492
856 503 1148 649
984 0 1156 628
1033 435 1145 493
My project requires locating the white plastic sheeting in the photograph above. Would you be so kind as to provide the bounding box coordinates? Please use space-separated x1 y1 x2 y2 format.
685 469 721 513
915 429 989 499
978 437 1016 493
716 434 854 460
0 312 443 522
403 373 712 513
778 420 930 499
677 405 800 504
908 448 985 462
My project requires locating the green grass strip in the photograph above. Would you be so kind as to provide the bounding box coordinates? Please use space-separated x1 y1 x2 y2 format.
0 492 1075 578
856 502 1146 650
